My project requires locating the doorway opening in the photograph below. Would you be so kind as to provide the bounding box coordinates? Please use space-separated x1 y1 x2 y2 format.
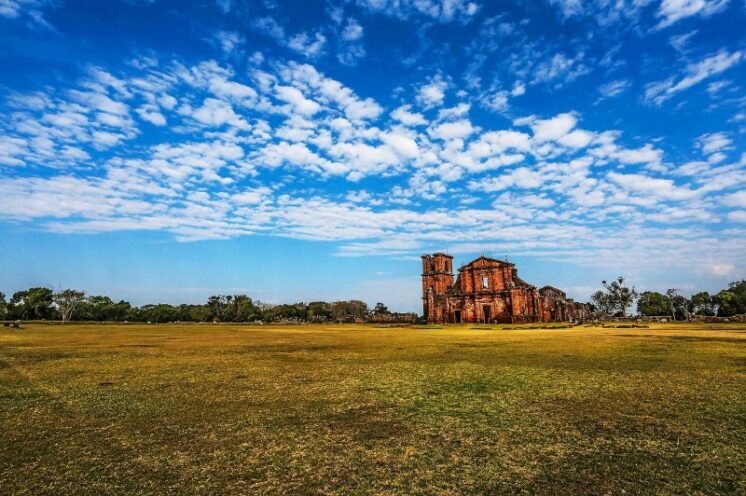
453 310 462 323
482 305 491 323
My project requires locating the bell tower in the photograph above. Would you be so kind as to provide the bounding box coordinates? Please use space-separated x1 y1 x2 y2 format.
421 253 454 322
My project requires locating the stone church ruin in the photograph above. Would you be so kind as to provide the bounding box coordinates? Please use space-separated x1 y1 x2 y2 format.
422 253 592 324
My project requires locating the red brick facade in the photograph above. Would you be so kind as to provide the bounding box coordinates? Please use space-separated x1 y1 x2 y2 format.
422 253 592 324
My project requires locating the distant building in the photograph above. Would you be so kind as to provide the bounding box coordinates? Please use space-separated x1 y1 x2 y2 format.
421 253 592 324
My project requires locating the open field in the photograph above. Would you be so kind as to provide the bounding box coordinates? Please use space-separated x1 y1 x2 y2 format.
1 323 745 495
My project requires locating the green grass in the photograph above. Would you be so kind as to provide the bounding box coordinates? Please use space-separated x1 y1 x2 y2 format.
1 322 745 495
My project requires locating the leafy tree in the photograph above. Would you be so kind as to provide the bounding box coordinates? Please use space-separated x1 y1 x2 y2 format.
262 303 306 322
306 301 331 321
330 300 369 321
637 291 671 316
691 291 715 316
590 290 614 317
373 302 390 315
715 280 746 317
666 289 691 321
9 287 55 320
177 304 212 322
52 289 86 323
225 294 260 322
87 295 114 320
207 295 232 321
137 304 178 323
592 277 638 317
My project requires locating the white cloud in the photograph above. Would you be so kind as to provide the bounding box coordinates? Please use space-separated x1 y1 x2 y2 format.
697 132 732 156
2 53 745 278
722 191 746 208
391 105 428 126
190 98 247 128
520 112 577 142
547 0 582 18
136 105 167 126
287 31 327 58
252 16 285 42
670 30 698 52
645 49 743 105
614 144 663 166
598 79 630 99
274 85 322 115
213 30 244 54
511 82 525 97
341 18 363 41
0 0 52 25
380 132 419 158
337 21 366 65
558 129 593 148
429 119 474 140
480 90 509 113
232 187 271 205
657 0 730 29
532 53 589 87
354 0 480 22
417 76 448 108
608 172 699 201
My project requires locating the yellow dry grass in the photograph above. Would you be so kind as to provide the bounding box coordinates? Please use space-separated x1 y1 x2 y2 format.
1 322 745 495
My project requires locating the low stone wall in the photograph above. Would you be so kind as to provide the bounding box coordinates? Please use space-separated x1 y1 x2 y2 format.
690 314 746 323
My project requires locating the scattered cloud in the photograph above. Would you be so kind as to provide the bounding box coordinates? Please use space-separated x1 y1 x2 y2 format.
597 79 631 100
287 31 327 58
656 0 730 29
354 0 480 23
416 75 448 108
644 49 743 105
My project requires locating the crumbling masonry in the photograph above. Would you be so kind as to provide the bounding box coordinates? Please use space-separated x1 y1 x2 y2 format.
422 253 592 324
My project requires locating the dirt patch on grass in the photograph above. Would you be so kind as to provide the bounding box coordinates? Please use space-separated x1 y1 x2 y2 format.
613 334 745 344
326 405 409 442
663 336 745 344
233 344 343 354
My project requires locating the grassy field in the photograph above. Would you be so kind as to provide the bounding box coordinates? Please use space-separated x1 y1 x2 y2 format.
1 322 745 495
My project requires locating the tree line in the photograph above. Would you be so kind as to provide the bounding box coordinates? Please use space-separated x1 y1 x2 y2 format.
0 288 416 324
590 277 746 320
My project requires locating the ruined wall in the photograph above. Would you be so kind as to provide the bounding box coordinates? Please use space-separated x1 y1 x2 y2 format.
422 253 591 325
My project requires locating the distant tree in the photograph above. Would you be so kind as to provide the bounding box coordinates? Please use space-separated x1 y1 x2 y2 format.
74 295 130 321
305 301 331 322
373 302 390 315
637 291 670 316
207 295 232 321
592 277 638 317
137 304 178 323
254 300 275 313
0 292 7 319
715 280 746 317
330 300 369 321
52 289 86 323
691 291 716 316
262 303 306 322
87 295 114 320
590 290 614 317
177 304 212 322
665 289 691 321
226 295 260 322
10 287 55 320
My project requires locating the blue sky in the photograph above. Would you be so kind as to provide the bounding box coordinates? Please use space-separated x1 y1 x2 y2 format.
0 0 744 311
